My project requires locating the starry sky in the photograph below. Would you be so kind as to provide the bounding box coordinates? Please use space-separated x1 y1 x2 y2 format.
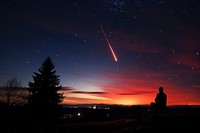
1 0 200 105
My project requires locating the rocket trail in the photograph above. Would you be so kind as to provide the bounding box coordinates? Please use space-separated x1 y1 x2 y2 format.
100 25 118 62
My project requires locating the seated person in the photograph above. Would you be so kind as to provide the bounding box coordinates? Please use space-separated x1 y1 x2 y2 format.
151 87 167 113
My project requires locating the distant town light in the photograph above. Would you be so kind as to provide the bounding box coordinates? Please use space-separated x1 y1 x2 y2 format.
77 112 81 116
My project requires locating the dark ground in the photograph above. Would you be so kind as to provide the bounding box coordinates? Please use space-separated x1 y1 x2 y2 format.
1 105 200 133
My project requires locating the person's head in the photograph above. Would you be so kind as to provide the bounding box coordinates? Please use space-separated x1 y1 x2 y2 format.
159 87 164 93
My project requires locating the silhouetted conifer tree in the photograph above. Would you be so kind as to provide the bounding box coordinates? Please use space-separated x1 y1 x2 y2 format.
27 56 64 124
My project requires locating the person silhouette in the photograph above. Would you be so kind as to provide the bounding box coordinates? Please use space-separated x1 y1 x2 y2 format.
151 87 167 114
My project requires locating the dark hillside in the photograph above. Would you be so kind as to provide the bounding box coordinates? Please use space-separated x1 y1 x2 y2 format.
1 105 200 133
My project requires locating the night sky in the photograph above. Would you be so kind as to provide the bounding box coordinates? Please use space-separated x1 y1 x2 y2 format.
1 0 200 105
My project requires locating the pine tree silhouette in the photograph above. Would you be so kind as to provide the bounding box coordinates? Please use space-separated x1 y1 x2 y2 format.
27 56 64 123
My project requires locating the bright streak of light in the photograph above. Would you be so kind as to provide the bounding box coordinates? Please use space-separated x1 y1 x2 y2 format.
100 25 118 62
108 43 118 62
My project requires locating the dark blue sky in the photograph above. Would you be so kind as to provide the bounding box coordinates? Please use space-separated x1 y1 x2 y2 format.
1 0 200 105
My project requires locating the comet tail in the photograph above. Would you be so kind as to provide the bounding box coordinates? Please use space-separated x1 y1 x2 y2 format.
100 25 118 62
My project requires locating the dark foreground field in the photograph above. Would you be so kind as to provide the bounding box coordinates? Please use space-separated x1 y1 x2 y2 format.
1 105 200 133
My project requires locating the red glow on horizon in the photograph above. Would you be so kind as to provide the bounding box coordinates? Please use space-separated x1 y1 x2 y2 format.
61 67 200 106
62 85 200 106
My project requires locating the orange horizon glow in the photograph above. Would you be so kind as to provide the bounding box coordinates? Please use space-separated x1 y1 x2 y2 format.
60 65 200 106
61 85 200 106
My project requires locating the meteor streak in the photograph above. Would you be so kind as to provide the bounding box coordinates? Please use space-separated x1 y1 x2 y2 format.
100 25 118 62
